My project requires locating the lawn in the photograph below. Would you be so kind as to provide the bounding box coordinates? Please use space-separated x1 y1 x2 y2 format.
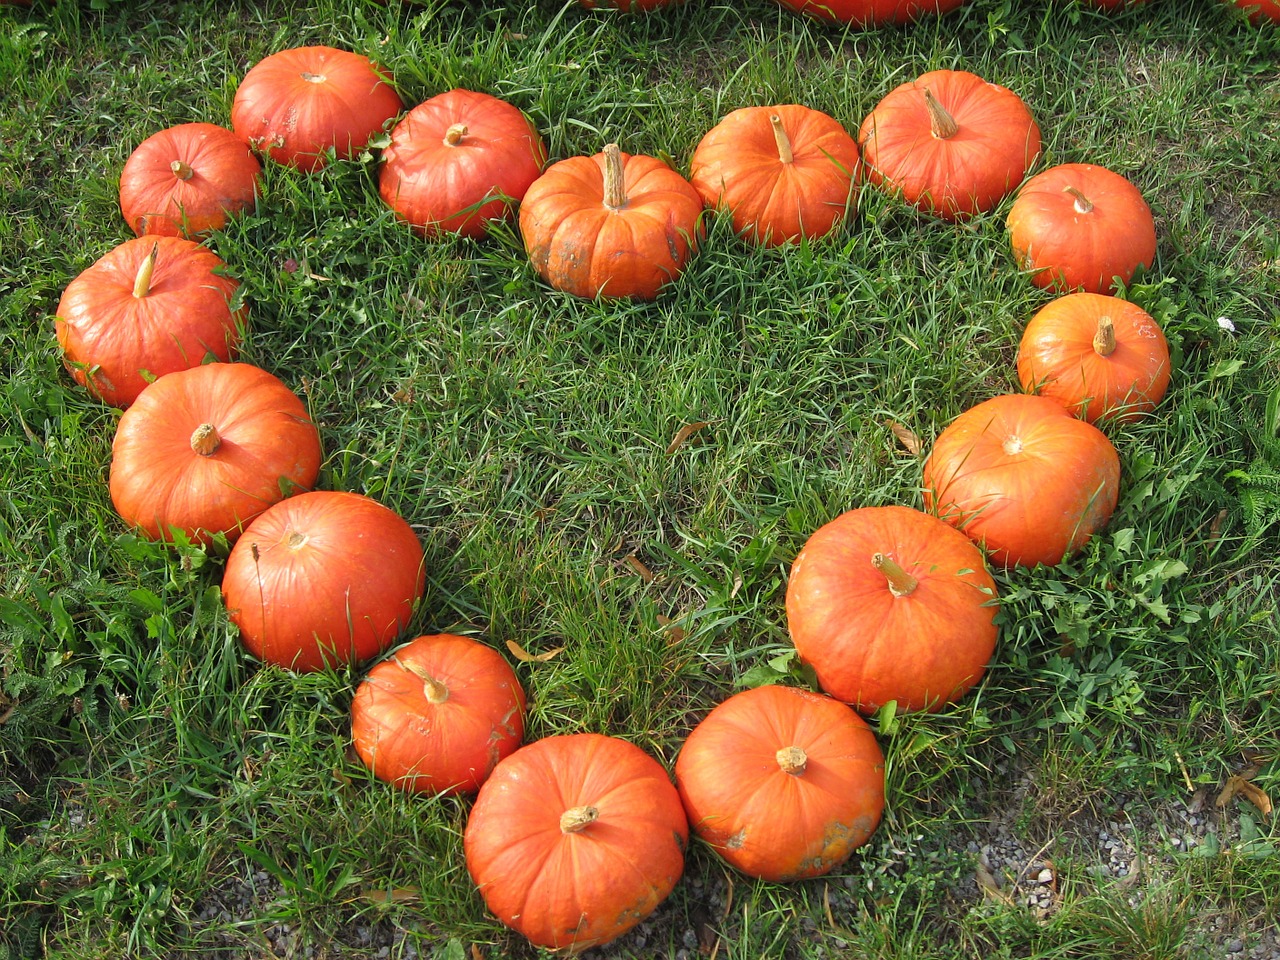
1 0 1278 957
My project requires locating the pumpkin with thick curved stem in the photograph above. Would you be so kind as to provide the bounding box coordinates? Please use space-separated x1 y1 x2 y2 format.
350 633 526 795
923 394 1121 568
119 123 260 238
786 504 999 713
689 104 860 246
674 684 885 881
519 143 704 300
231 45 403 172
222 491 425 672
858 69 1041 221
1007 163 1157 295
1018 292 1171 423
380 89 546 240
772 0 967 27
109 362 320 544
464 733 688 954
55 237 245 408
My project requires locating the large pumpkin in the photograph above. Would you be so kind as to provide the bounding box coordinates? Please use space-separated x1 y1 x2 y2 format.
464 733 688 954
1007 163 1157 294
674 685 884 881
772 0 967 26
923 394 1121 568
858 69 1041 222
785 504 999 713
379 89 547 239
1017 292 1171 423
109 362 320 544
119 122 261 238
55 237 245 408
350 633 526 795
231 45 403 172
519 143 704 300
222 491 425 672
689 104 860 247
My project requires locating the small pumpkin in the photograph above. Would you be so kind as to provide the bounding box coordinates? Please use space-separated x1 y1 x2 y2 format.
858 69 1041 221
109 362 320 544
786 504 999 713
1018 292 1171 423
231 45 403 172
1007 163 1157 294
379 89 547 239
674 685 885 881
222 490 425 672
119 122 261 238
772 0 967 26
519 143 704 300
350 633 526 795
923 394 1121 568
1231 0 1280 23
55 237 245 408
464 733 688 954
689 104 860 246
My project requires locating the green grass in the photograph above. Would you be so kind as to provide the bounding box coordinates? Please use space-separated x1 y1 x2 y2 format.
2 0 1279 957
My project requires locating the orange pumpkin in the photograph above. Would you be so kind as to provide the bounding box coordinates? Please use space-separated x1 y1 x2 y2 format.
379 89 547 239
786 505 999 713
55 237 245 408
109 363 320 544
350 634 526 795
923 394 1121 568
222 491 425 672
858 69 1041 221
519 143 704 299
1007 163 1157 294
774 0 966 26
231 45 403 172
689 104 860 246
1231 0 1280 22
464 733 688 954
1018 292 1171 423
119 123 261 238
674 685 884 881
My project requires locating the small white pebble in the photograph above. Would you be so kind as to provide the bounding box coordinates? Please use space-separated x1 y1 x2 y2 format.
1036 868 1054 884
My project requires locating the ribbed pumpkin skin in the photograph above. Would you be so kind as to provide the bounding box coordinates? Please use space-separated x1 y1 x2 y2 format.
519 148 704 300
55 236 245 409
350 634 526 795
859 69 1041 221
1018 293 1171 423
222 491 425 672
109 363 320 544
1007 163 1156 294
786 505 999 713
923 394 1121 568
689 104 860 247
119 123 261 238
773 0 966 26
674 685 885 881
231 46 403 172
464 733 688 955
379 89 547 239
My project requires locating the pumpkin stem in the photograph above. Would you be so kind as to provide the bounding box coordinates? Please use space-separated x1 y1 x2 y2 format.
872 553 918 598
602 143 627 210
559 805 600 834
1063 186 1094 215
170 159 194 181
769 115 795 164
300 71 326 84
444 123 468 147
189 422 221 456
286 531 308 549
133 241 160 299
1002 435 1025 456
1093 315 1117 356
922 89 959 140
395 658 450 703
776 746 808 776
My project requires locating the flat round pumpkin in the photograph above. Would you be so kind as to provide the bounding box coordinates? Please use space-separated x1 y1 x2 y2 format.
109 362 320 544
786 504 999 713
923 394 1121 568
773 0 967 26
689 104 860 246
675 685 885 881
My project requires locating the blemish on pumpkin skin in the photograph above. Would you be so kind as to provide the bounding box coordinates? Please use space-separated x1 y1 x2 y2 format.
725 829 747 850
